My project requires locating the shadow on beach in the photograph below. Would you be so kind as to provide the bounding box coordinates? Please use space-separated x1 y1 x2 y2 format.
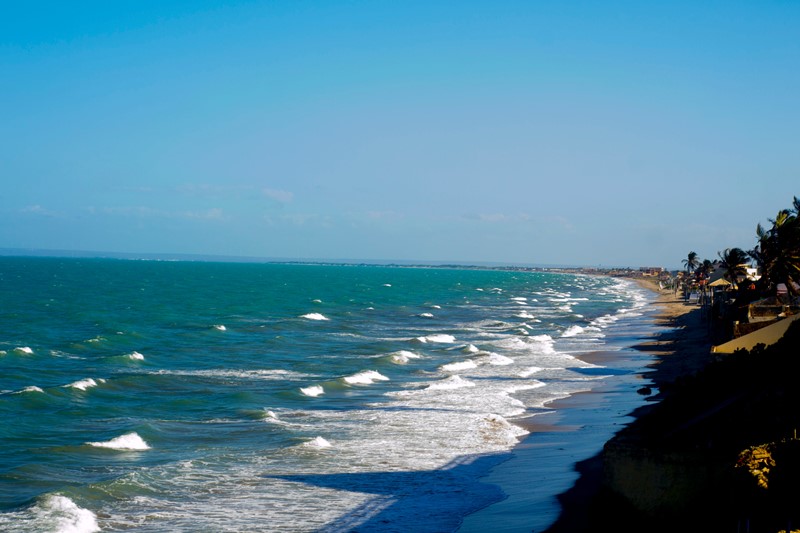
266 453 513 532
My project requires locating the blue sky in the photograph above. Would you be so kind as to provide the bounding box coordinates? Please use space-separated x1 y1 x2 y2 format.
2 1 798 268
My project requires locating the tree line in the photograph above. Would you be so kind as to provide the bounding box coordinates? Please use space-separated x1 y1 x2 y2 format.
682 196 800 297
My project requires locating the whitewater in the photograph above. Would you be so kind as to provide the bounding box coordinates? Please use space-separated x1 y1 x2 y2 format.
0 257 654 532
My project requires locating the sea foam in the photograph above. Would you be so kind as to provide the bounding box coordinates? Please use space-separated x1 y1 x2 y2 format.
35 495 100 533
479 414 529 445
14 346 34 355
441 360 478 372
426 375 475 391
87 432 150 450
301 313 329 321
213 324 227 331
519 366 544 378
487 353 514 365
128 351 145 360
343 370 389 385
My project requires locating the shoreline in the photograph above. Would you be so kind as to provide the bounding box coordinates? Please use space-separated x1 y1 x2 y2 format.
541 277 714 532
459 276 682 532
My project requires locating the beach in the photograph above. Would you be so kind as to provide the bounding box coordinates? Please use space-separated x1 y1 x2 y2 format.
541 277 715 532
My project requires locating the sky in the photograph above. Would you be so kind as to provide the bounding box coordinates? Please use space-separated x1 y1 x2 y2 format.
1 1 798 269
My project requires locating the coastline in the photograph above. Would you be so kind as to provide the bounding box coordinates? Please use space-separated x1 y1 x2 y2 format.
459 276 686 532
542 277 714 532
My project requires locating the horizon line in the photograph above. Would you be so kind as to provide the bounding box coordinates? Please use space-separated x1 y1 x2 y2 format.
0 247 677 271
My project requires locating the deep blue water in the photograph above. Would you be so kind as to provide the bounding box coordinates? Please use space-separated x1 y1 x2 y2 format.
0 257 654 532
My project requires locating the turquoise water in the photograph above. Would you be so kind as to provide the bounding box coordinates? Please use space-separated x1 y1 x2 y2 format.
0 257 653 532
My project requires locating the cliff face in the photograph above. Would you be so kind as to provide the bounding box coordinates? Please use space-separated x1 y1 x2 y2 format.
603 441 729 517
600 321 800 532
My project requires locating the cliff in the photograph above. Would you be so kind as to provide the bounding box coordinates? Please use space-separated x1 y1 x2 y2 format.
601 319 800 532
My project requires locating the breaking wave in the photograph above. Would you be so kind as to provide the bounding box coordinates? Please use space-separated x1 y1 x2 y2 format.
87 432 150 451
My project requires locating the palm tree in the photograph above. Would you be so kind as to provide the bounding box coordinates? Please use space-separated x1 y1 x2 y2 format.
682 251 699 274
754 199 800 296
696 259 714 280
717 247 750 286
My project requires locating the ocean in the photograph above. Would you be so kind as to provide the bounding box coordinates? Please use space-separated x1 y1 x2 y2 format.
0 257 658 532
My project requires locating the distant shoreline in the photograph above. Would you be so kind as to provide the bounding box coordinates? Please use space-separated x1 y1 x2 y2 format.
0 248 673 275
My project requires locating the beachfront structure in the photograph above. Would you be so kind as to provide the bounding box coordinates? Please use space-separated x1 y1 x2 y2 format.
638 267 664 277
711 312 800 354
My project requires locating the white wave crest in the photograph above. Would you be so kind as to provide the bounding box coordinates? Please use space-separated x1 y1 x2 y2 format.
389 350 421 364
561 325 584 338
87 432 150 450
213 324 227 331
304 436 332 448
17 386 45 394
426 375 475 391
418 312 434 318
14 346 34 355
34 495 100 533
128 351 145 360
64 378 104 391
592 314 619 327
415 334 456 343
496 334 556 355
528 334 557 354
300 385 324 397
441 360 478 372
154 369 308 380
301 313 329 321
514 311 536 319
343 370 389 385
463 344 480 353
